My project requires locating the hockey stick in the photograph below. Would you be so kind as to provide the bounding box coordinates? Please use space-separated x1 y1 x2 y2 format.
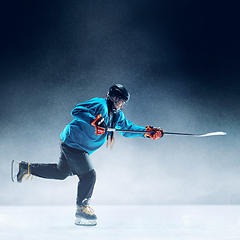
107 128 227 137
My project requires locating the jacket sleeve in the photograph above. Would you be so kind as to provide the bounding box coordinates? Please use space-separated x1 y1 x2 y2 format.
71 99 106 125
115 111 146 138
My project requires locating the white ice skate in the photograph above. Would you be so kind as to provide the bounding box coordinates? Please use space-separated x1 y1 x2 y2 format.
11 160 32 183
11 160 19 182
75 216 97 226
75 199 97 226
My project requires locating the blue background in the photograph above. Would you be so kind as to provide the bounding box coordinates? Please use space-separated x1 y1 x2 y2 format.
0 0 239 205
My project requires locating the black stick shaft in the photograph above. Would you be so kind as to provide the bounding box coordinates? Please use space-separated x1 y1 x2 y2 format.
107 128 196 136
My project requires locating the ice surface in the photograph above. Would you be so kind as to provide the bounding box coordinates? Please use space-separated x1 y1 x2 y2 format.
0 205 240 240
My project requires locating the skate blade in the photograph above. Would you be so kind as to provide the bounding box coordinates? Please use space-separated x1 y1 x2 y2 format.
75 217 97 226
11 160 19 182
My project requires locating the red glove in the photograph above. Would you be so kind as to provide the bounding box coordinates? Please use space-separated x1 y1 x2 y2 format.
91 114 107 135
144 126 164 140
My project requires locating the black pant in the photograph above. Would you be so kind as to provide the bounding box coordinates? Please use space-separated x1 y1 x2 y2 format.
30 141 96 206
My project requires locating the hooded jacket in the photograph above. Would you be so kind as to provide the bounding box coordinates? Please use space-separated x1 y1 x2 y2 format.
60 97 146 155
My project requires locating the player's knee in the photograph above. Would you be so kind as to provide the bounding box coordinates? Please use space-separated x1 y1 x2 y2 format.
90 169 96 182
87 169 96 183
57 171 70 180
80 169 96 183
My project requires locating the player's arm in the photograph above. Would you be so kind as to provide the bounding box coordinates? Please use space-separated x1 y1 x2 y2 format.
71 104 95 124
115 112 163 140
71 100 106 125
115 112 147 138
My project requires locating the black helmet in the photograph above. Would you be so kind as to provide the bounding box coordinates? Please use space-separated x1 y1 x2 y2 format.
107 83 130 103
107 84 130 113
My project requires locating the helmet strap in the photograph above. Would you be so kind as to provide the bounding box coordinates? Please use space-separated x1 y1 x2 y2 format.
107 96 119 113
106 112 115 149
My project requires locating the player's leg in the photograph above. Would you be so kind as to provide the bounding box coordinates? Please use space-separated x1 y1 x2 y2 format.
76 170 96 205
75 170 97 226
30 155 71 180
60 142 97 226
14 144 72 183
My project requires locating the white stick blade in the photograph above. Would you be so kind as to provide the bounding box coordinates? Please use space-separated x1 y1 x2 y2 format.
197 132 227 137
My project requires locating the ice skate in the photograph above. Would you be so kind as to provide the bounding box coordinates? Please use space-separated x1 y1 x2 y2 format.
75 199 97 226
11 160 32 183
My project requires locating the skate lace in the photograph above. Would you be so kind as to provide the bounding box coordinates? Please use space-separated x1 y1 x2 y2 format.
22 163 33 181
79 205 95 215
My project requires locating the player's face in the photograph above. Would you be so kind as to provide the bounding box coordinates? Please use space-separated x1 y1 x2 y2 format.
114 98 125 111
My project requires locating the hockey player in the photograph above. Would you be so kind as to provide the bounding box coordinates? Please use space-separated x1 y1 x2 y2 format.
12 83 164 226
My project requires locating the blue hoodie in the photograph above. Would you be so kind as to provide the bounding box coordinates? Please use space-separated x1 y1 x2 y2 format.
60 97 146 155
